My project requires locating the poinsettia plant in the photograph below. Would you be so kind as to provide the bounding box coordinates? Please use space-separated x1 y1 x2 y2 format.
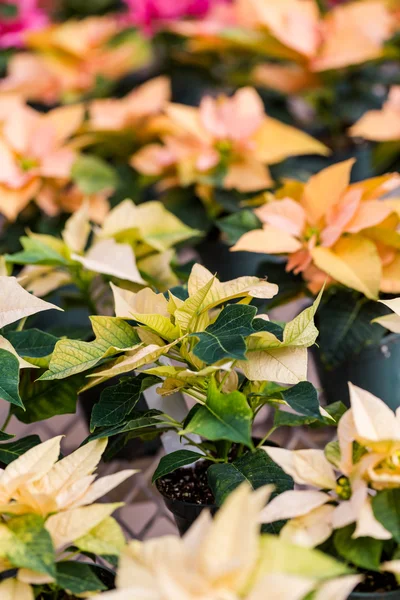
0 435 135 599
30 264 344 494
260 383 400 594
91 483 362 600
226 158 400 369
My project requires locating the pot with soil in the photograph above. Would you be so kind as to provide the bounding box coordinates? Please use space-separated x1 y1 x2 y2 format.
156 459 217 535
349 571 400 599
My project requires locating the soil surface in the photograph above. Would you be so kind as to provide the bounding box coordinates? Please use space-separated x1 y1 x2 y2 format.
354 571 399 594
157 460 215 505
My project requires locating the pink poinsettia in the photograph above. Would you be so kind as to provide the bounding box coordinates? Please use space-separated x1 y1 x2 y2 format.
124 0 213 33
0 0 48 48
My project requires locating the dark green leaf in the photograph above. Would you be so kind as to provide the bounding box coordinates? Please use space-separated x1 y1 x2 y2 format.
4 329 59 358
184 378 253 447
252 318 284 341
0 435 41 465
0 430 14 441
0 349 23 408
89 412 171 440
56 562 107 595
192 304 256 364
6 514 56 577
90 374 161 430
13 373 84 424
372 490 400 543
334 525 383 571
208 449 293 507
317 290 387 369
274 411 318 427
217 210 262 244
324 401 348 423
71 155 117 194
281 382 321 419
152 450 203 483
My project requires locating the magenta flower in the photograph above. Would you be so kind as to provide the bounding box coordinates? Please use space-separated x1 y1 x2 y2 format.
124 0 213 33
0 0 48 48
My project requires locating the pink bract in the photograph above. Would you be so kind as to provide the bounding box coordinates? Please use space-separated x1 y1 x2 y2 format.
0 0 48 48
124 0 215 33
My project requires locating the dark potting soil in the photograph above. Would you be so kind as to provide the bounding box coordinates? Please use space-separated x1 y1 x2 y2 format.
157 460 215 505
354 571 399 594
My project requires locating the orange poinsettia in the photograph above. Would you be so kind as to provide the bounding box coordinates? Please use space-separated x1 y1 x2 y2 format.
0 16 152 103
350 85 400 141
233 159 400 298
171 0 396 95
131 87 328 193
0 97 84 220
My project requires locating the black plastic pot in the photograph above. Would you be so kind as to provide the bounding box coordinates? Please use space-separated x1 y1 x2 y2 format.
314 333 400 411
157 481 217 536
349 591 400 600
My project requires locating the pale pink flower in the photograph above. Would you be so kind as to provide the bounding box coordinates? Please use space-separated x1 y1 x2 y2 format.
0 0 48 48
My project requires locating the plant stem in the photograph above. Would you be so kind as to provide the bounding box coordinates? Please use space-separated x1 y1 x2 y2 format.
257 426 277 448
0 409 12 431
16 316 27 332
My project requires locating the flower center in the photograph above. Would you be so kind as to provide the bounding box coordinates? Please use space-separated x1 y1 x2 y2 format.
19 157 39 172
335 476 352 500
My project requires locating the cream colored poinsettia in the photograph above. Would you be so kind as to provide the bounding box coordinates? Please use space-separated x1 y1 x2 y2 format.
92 483 360 600
15 198 198 300
260 382 400 547
0 436 135 524
67 263 319 393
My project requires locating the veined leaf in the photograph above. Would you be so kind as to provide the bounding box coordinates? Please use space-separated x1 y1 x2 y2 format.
281 382 321 419
0 349 23 408
174 276 215 333
56 562 107 595
88 412 172 441
283 288 322 347
240 336 308 384
152 450 203 483
192 304 256 364
3 514 56 577
372 489 400 543
13 373 85 424
0 435 41 465
75 517 125 557
183 378 253 447
208 449 293 507
90 374 160 430
4 330 59 359
5 236 69 266
131 313 180 342
334 525 383 571
39 317 140 381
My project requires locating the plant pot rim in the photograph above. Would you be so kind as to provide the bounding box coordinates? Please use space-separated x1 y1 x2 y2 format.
350 589 400 599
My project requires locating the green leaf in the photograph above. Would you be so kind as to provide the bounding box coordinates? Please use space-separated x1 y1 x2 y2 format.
56 562 107 595
3 515 56 577
184 378 253 447
0 349 23 408
281 382 321 419
317 289 387 369
0 430 13 441
4 329 59 358
152 450 203 483
5 236 68 266
13 372 85 424
88 411 171 441
372 489 400 543
283 288 323 347
90 374 160 430
274 411 318 427
334 525 383 571
75 517 125 557
252 318 284 340
39 317 140 381
71 155 117 194
0 435 41 465
192 304 256 364
208 448 293 506
256 535 352 581
217 210 261 244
